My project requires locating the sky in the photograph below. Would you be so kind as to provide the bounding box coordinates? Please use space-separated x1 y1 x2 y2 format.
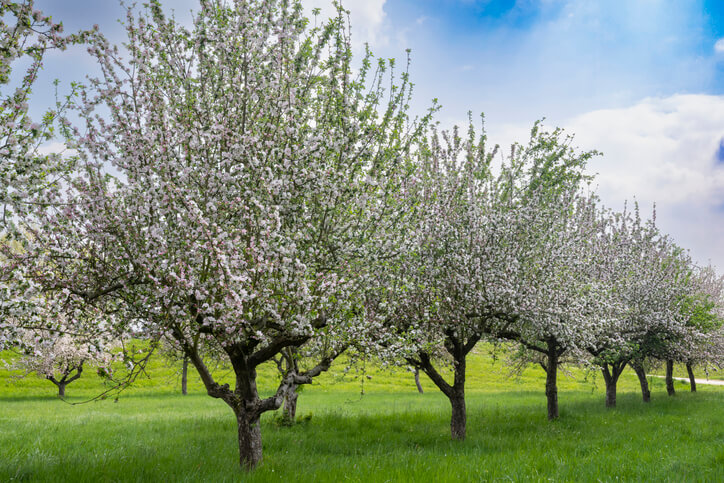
28 0 724 269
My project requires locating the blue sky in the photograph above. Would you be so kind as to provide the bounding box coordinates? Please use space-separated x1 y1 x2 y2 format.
384 0 724 117
26 0 724 269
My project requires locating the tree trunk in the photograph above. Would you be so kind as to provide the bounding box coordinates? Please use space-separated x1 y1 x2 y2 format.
449 346 468 440
236 410 263 471
450 392 466 440
631 360 650 403
414 337 473 441
665 359 675 396
414 368 424 394
686 362 696 392
282 384 298 422
181 356 188 396
601 367 616 408
600 361 626 408
48 364 82 399
606 381 616 408
545 342 559 420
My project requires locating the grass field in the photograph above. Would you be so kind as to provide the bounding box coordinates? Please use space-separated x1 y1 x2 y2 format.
1 347 723 482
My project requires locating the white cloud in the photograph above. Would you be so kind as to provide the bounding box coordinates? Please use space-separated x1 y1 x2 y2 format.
478 95 724 270
440 93 724 269
715 38 724 53
409 0 717 129
564 95 724 269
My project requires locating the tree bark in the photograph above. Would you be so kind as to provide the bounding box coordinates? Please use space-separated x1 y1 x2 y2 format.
686 362 696 392
413 332 479 441
177 335 268 471
448 335 473 440
181 355 188 396
605 379 616 408
545 341 559 420
665 359 675 396
276 347 300 424
171 325 338 471
631 360 650 403
414 367 424 394
450 392 466 440
600 361 626 408
235 409 263 471
47 363 83 399
601 367 616 408
282 384 298 422
418 353 468 440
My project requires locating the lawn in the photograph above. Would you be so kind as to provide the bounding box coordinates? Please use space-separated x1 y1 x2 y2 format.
1 347 723 482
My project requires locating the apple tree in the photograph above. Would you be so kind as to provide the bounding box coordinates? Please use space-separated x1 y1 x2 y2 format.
8 0 430 470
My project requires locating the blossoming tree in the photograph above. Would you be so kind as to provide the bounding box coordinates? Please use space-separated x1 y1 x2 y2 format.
13 329 113 398
481 126 602 421
377 119 599 438
584 207 691 407
373 121 501 441
8 0 429 470
673 264 724 392
0 0 88 229
0 1 91 351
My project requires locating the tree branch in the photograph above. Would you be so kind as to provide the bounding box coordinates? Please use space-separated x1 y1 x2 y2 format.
247 333 311 369
407 351 454 398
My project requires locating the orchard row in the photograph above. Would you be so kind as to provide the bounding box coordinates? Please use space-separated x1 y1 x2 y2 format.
1 0 722 472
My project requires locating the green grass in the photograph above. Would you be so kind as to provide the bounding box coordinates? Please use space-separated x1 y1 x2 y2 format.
1 348 723 482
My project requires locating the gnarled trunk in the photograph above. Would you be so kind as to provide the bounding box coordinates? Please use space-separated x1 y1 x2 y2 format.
181 356 189 395
282 384 298 422
275 348 301 424
235 409 263 471
180 338 269 471
600 361 627 408
413 332 479 441
686 362 696 392
631 360 651 403
47 363 83 399
172 324 339 472
665 359 675 396
448 337 471 440
449 351 467 440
